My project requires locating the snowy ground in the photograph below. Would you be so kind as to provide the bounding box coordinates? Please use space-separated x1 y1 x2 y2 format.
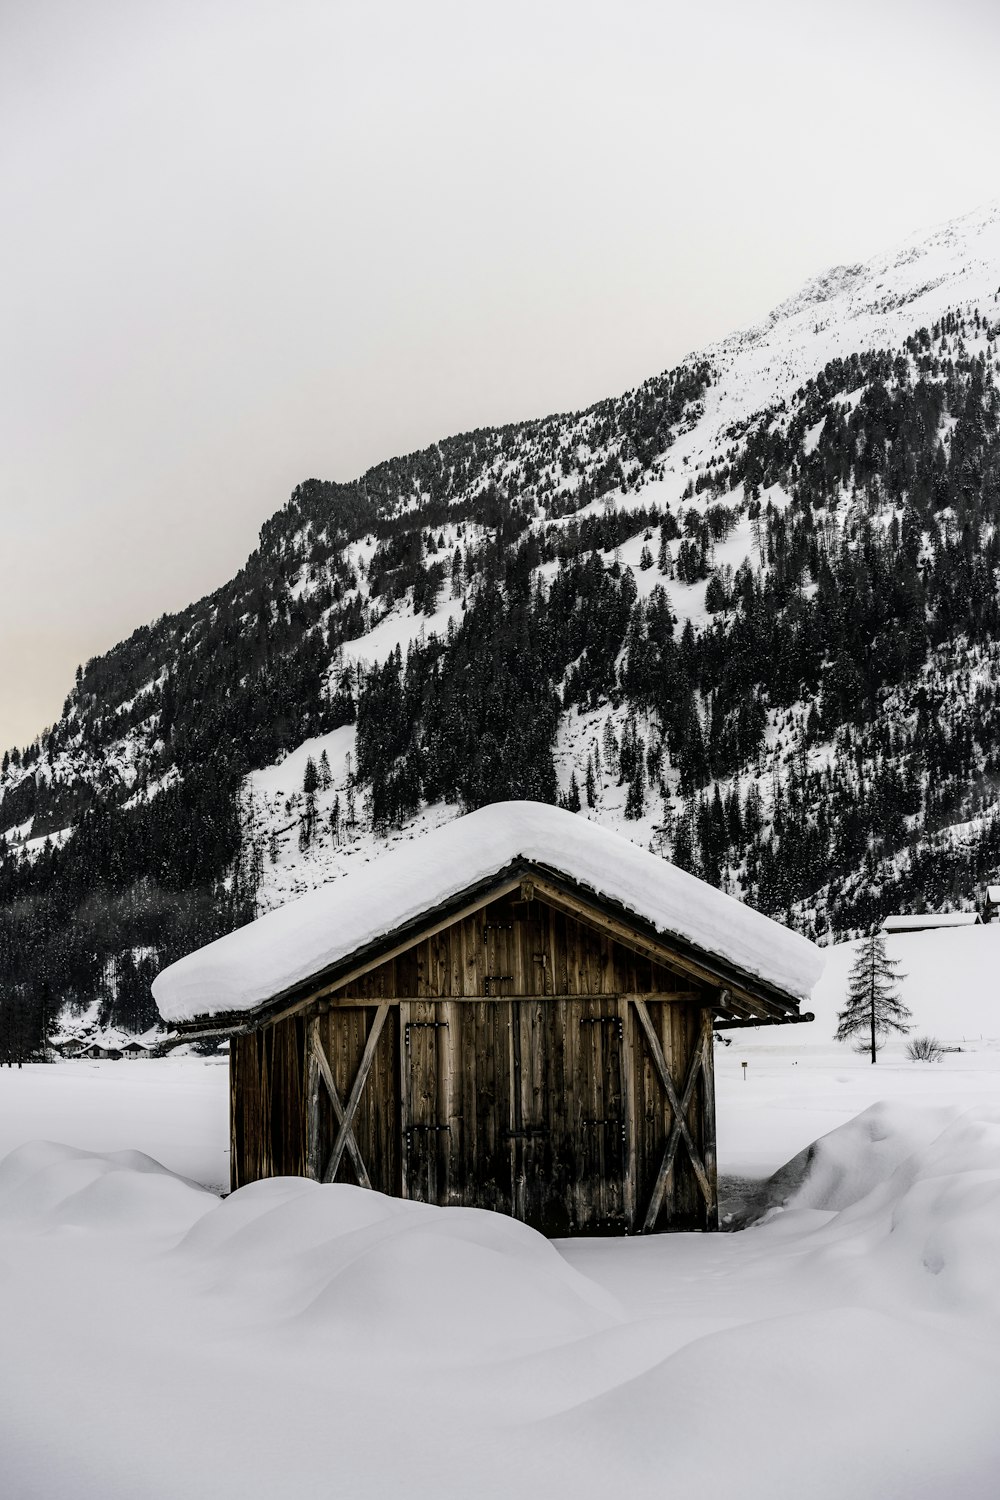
717 923 1000 1181
0 1055 230 1191
1 924 998 1498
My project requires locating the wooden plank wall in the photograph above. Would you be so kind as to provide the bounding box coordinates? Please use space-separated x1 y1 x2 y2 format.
230 1017 306 1190
336 892 690 1002
232 891 719 1231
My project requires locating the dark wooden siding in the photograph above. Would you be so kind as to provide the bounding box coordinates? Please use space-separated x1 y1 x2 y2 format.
338 892 697 1003
230 1016 306 1189
231 888 720 1232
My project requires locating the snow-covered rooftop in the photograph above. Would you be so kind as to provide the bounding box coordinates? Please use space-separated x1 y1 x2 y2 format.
152 801 824 1023
882 913 982 932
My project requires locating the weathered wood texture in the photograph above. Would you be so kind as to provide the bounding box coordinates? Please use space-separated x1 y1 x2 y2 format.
334 893 696 1003
230 1016 306 1189
311 1005 399 1194
231 891 720 1231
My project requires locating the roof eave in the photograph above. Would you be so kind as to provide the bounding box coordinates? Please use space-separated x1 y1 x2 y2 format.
166 857 808 1036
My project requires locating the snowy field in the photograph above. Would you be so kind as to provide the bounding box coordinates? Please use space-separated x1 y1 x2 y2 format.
1 924 998 1498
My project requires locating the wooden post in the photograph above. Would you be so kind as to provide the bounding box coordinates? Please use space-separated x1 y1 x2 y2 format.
399 1000 411 1199
699 1006 719 1231
305 1017 322 1181
229 1043 238 1193
619 994 637 1229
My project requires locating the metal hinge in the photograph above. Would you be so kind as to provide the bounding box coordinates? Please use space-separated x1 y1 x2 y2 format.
582 1116 627 1142
405 1124 451 1148
579 1016 624 1041
404 1020 449 1049
483 974 513 995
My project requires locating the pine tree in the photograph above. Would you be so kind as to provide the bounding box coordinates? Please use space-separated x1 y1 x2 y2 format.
602 718 619 778
624 767 645 820
318 749 332 790
585 753 597 808
657 521 674 576
836 929 911 1063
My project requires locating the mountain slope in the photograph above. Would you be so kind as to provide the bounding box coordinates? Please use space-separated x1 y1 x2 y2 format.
4 198 1000 1049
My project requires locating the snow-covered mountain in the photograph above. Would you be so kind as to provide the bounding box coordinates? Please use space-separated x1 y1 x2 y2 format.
4 197 1000 1045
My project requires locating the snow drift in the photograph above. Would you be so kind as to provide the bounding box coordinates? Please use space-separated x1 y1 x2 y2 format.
1 1101 999 1499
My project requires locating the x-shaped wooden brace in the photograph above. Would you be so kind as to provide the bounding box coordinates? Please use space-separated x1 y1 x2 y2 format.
308 1003 390 1188
632 997 713 1232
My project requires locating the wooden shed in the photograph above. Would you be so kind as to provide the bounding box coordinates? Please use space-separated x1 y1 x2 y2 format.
154 802 821 1236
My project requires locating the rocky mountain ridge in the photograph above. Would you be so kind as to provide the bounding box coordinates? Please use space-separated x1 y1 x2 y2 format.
4 198 1000 1050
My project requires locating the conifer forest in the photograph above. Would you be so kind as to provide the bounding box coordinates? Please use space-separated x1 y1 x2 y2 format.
5 243 1000 1055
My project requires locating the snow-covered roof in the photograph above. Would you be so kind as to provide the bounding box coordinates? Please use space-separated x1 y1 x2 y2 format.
882 913 982 932
986 885 1000 905
153 801 824 1023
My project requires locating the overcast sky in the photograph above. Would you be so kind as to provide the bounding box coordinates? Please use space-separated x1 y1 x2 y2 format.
2 0 999 749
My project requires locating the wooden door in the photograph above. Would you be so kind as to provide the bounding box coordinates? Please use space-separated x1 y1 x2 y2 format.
514 997 631 1235
307 1006 398 1194
400 999 516 1211
632 1000 717 1232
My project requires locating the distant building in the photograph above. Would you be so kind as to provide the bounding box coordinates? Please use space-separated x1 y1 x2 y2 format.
49 1037 86 1057
77 1042 123 1060
120 1040 151 1059
985 885 1000 921
882 913 981 934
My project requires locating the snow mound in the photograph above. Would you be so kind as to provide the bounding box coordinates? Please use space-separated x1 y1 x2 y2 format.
1 1105 998 1500
0 1140 216 1235
174 1177 620 1358
153 799 823 1021
738 1102 1000 1325
794 1104 1000 1324
530 1303 999 1500
538 1103 1000 1500
740 1100 959 1219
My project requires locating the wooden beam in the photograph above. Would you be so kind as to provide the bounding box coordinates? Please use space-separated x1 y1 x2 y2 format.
314 990 701 1008
619 994 638 1228
305 1018 322 1181
264 877 525 1026
322 1002 390 1186
399 1001 411 1200
528 877 788 1020
699 1007 718 1230
229 1048 238 1193
632 997 713 1230
311 1028 372 1188
714 1011 814 1030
